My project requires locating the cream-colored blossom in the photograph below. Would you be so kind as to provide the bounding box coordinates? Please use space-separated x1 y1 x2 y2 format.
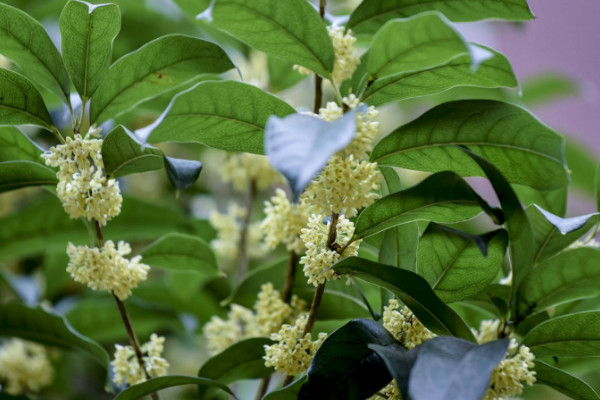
262 189 311 253
210 203 268 260
248 221 270 259
112 334 169 387
0 339 53 395
253 283 293 336
203 304 255 356
328 25 360 84
368 381 402 400
292 64 312 76
484 338 536 400
222 152 283 192
42 134 122 226
382 299 435 350
299 214 360 287
472 319 505 345
264 314 327 376
66 241 149 300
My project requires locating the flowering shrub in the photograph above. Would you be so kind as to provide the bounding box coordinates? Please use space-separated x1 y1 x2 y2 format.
0 0 598 399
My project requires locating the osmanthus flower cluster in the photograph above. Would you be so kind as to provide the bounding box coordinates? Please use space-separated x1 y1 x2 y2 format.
222 152 284 192
112 334 169 386
0 339 54 395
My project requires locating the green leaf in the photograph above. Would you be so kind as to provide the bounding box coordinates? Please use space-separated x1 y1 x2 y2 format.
566 139 597 196
354 171 499 239
347 0 534 34
197 337 274 398
163 156 203 191
368 12 469 78
141 232 219 278
513 185 567 217
534 360 600 400
379 222 420 271
372 100 567 191
334 258 476 341
0 69 54 130
114 375 235 400
59 0 120 100
0 302 109 368
211 0 334 78
90 34 234 124
361 48 518 106
521 73 580 108
518 248 600 316
268 56 308 92
0 160 57 193
0 3 70 103
299 319 397 400
596 163 600 212
264 376 307 400
143 80 295 154
101 125 163 178
42 251 70 299
0 126 45 163
523 312 600 357
417 225 508 303
225 258 287 308
409 337 509 400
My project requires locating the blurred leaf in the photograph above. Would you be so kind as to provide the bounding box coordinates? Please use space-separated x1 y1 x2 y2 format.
114 375 234 400
299 319 397 400
264 376 307 400
372 100 567 191
172 0 211 17
43 251 70 299
59 0 120 100
0 160 57 193
197 338 274 398
90 34 234 124
0 3 70 103
268 56 309 92
523 312 600 357
0 302 109 368
211 0 334 78
334 257 475 341
566 139 597 195
144 81 295 154
0 127 45 163
521 73 580 108
0 69 54 130
417 225 508 303
102 125 164 178
534 361 600 400
596 164 600 212
347 0 533 34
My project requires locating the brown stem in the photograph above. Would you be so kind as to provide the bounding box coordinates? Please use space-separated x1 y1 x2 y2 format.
238 180 256 282
303 281 326 337
281 251 298 304
312 0 326 114
255 375 271 400
282 374 295 388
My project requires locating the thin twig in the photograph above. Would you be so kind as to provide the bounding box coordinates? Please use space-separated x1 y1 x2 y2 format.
281 251 298 304
255 375 271 400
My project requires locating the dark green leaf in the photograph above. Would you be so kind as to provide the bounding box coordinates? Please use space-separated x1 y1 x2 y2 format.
379 222 420 271
114 375 234 400
0 302 109 368
42 251 70 299
513 185 567 217
372 100 567 190
0 3 70 103
523 312 600 357
90 34 234 124
534 360 600 400
102 125 164 178
368 12 469 78
0 69 54 130
225 258 287 308
211 0 334 78
0 160 57 193
0 126 45 163
197 337 274 398
354 171 499 239
163 156 202 191
299 319 396 400
348 0 534 34
59 0 120 100
334 258 475 341
417 225 508 303
409 336 509 400
144 80 295 154
369 343 417 399
264 376 307 400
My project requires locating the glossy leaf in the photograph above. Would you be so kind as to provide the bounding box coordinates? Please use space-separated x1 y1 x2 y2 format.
0 3 70 103
369 343 417 399
409 337 509 400
534 361 600 400
197 338 274 398
163 156 203 191
514 185 567 217
264 376 307 400
372 100 567 190
90 34 234 124
225 258 287 307
114 375 234 400
143 80 295 154
59 0 120 100
0 69 54 130
265 106 363 200
102 125 163 178
299 319 397 400
0 160 57 193
368 13 469 78
518 248 600 316
523 312 600 357
362 48 517 106
354 171 499 239
211 0 334 78
141 232 218 278
348 0 534 34
417 225 508 303
0 302 109 368
379 222 420 271
334 258 476 341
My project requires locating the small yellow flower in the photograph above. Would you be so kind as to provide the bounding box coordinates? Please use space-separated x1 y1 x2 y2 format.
112 334 169 387
0 339 53 395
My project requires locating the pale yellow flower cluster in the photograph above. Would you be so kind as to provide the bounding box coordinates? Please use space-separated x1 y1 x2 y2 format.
382 299 436 350
328 25 361 84
368 381 402 400
66 241 149 300
0 339 53 395
112 334 169 387
222 152 283 192
300 214 361 286
262 189 311 253
264 314 327 376
42 134 122 226
472 318 505 345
